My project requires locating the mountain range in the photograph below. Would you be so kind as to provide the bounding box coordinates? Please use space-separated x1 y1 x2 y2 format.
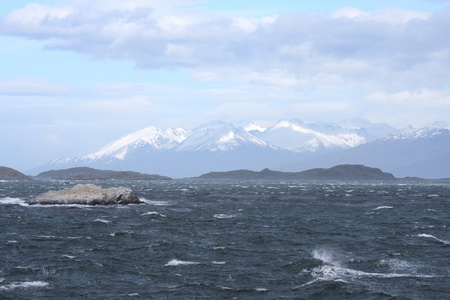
33 120 450 179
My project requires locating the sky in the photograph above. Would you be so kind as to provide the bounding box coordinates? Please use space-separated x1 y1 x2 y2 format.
1 0 450 172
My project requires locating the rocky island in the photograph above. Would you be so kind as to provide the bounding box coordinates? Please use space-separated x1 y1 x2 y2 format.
27 184 142 205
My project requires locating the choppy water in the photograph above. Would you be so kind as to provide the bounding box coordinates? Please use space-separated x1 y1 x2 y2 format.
0 180 449 299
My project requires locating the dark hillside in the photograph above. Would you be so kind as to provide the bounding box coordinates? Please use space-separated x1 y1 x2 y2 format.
0 166 31 180
199 164 396 180
36 167 171 180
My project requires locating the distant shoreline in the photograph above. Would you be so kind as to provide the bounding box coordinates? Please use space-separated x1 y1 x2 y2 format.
2 165 449 182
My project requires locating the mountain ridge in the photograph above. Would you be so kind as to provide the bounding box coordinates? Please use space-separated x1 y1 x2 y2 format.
32 120 450 178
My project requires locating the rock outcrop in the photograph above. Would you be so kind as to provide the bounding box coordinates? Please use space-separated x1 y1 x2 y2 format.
27 184 141 205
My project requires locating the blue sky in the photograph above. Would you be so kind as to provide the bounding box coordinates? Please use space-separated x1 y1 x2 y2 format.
1 0 450 172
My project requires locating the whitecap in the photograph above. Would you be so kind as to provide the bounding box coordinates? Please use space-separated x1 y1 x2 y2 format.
164 259 200 267
214 214 235 219
140 198 170 206
141 212 166 217
68 236 91 240
0 281 49 291
0 197 27 206
299 264 435 288
120 293 139 297
301 248 435 288
211 261 226 265
417 233 450 245
255 288 268 292
374 206 393 210
93 219 111 224
312 248 341 266
378 258 414 271
38 235 56 239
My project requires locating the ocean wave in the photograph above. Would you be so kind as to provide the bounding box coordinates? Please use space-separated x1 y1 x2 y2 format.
140 198 170 206
141 211 166 217
0 281 49 291
417 234 450 245
300 248 435 287
213 214 235 219
378 258 414 271
93 219 111 224
164 259 200 267
0 197 27 206
374 206 393 210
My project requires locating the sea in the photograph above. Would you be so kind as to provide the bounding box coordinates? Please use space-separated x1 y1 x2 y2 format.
0 179 448 299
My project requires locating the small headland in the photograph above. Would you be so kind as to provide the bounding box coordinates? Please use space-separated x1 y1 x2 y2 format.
0 166 31 180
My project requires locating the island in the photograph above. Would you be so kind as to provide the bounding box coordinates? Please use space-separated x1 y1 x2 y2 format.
26 184 142 205
197 164 396 180
35 167 171 180
0 166 31 180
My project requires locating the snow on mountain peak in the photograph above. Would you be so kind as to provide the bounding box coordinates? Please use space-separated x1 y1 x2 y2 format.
271 120 309 132
241 122 267 133
258 119 366 152
83 126 189 160
177 122 269 152
381 126 449 141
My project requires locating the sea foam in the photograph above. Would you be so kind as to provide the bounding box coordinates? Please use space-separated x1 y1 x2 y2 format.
213 214 235 219
0 281 49 291
164 259 200 267
418 234 450 245
141 198 170 206
141 212 166 217
300 248 435 288
374 206 393 210
0 197 27 206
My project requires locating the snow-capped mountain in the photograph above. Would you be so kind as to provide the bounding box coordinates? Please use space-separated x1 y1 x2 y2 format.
177 121 270 152
378 125 448 142
255 120 370 152
287 126 450 178
51 126 189 165
233 121 267 133
34 120 449 178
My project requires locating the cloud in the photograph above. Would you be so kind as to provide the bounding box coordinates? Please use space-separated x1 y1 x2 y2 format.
368 89 450 107
1 2 449 92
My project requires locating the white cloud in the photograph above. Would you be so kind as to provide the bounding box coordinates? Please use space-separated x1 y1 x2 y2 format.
331 7 430 23
1 2 449 92
368 89 450 107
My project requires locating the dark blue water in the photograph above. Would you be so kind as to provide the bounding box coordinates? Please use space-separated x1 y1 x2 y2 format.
1 180 449 299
